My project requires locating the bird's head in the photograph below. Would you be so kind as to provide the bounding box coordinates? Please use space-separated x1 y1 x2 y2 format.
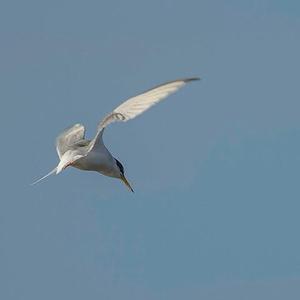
114 158 134 192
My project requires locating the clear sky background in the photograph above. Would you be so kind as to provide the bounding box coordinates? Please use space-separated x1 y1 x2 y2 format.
1 0 300 299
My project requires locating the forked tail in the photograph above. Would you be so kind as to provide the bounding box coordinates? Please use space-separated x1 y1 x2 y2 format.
31 167 57 185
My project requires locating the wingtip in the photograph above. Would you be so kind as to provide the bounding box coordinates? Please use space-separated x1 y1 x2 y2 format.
184 77 201 82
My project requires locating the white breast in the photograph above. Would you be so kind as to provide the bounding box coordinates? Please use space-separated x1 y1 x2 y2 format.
73 145 117 177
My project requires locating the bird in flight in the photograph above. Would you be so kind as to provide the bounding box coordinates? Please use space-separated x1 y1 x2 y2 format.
32 77 200 191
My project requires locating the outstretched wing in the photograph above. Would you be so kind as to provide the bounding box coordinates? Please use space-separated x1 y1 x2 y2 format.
56 123 85 158
90 77 199 147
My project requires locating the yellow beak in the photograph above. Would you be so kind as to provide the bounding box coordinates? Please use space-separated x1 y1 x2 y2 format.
120 174 134 192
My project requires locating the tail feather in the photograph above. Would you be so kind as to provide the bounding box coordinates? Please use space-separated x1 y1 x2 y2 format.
31 167 57 185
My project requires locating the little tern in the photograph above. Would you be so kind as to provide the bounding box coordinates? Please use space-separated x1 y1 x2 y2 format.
32 77 200 191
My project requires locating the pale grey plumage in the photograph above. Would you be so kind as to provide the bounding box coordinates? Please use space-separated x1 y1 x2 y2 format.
56 123 86 159
32 77 200 190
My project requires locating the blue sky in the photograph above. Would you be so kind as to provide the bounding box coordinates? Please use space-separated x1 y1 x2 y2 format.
1 0 300 299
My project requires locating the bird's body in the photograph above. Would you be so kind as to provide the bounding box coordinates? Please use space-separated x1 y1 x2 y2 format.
71 138 117 177
32 77 199 191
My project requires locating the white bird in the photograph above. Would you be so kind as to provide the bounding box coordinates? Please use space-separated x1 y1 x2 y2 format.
32 77 200 191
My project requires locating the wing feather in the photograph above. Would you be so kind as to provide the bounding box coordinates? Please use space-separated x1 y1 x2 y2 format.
92 77 199 145
56 123 85 158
